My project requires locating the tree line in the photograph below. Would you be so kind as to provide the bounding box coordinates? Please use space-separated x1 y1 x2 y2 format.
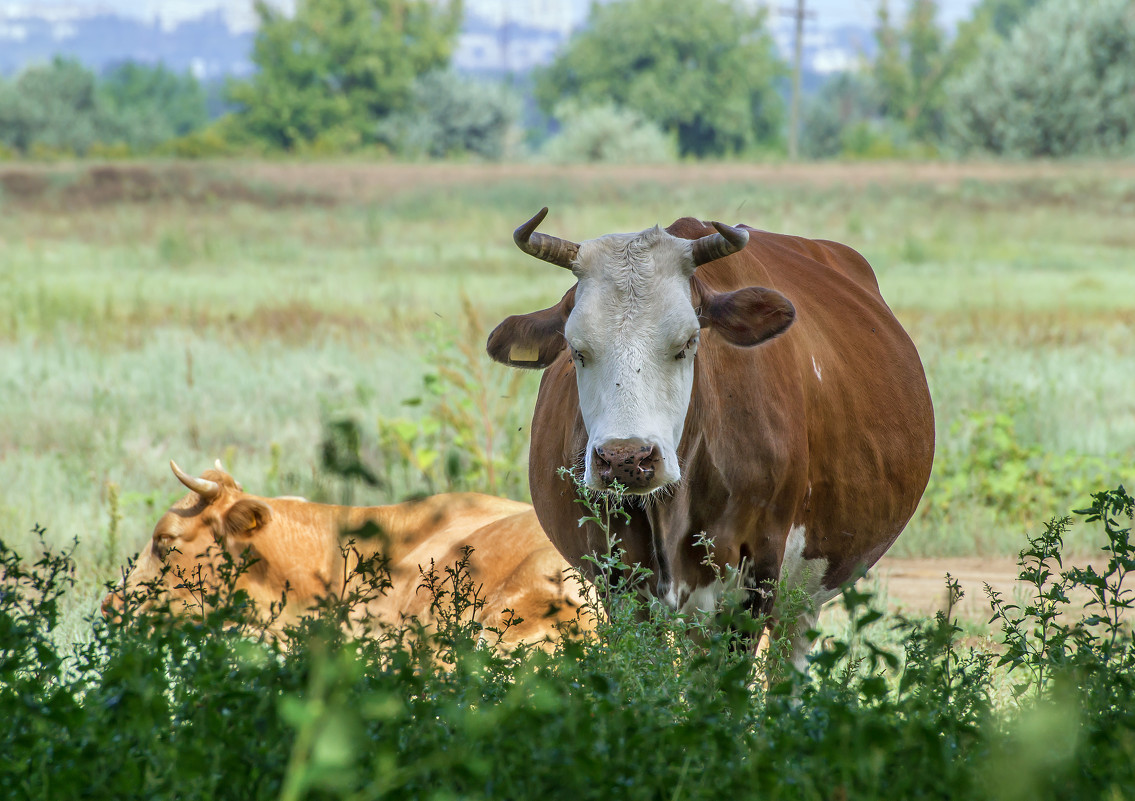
0 0 1132 162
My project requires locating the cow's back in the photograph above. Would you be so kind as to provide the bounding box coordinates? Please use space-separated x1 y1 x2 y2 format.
382 508 592 646
678 219 934 585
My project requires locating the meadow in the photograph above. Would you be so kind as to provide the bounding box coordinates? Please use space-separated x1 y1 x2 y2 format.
2 160 1135 799
2 161 1133 613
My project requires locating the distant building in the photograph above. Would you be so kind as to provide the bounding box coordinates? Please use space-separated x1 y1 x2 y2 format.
0 0 873 82
0 4 252 78
454 0 596 75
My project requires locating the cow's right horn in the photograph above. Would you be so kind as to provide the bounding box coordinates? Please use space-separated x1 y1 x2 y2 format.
514 207 579 270
170 460 221 500
691 221 749 267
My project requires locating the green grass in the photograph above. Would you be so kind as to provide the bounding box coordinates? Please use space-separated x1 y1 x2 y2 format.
1 161 1133 627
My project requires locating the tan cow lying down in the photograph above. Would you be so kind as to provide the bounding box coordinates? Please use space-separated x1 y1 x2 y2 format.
102 461 593 648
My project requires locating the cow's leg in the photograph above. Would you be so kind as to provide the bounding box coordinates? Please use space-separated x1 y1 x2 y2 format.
774 525 840 675
785 606 821 674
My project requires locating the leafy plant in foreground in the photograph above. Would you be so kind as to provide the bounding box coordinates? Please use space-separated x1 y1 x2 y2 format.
3 484 1135 800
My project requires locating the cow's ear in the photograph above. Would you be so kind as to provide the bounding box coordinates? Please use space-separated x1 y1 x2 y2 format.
697 286 795 347
486 288 574 369
222 499 272 539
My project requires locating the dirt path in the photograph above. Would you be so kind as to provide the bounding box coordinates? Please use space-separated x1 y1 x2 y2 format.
866 556 1106 622
862 551 1103 621
867 557 1022 620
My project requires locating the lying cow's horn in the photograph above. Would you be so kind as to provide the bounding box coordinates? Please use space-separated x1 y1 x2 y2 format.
214 459 225 472
514 207 579 270
691 221 749 267
170 460 221 500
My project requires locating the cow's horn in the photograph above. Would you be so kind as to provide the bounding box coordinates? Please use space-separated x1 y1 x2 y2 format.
214 459 225 472
170 460 221 500
691 222 749 267
514 207 579 270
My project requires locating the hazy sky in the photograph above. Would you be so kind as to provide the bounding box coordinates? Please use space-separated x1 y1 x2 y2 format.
5 0 984 32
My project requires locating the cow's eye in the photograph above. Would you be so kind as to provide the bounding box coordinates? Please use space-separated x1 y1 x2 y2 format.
570 345 589 367
674 334 698 360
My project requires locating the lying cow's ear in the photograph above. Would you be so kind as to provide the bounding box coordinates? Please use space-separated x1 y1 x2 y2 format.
486 288 574 369
697 286 795 347
222 499 272 539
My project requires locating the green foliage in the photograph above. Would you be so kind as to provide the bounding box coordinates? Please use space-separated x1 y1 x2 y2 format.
376 300 531 499
227 0 462 151
871 0 982 146
925 402 1116 532
0 58 209 157
155 119 241 158
800 72 879 159
4 487 1135 798
0 58 109 155
971 0 1044 38
983 487 1135 799
535 0 784 158
541 101 678 164
376 70 520 159
98 62 209 151
947 0 1135 157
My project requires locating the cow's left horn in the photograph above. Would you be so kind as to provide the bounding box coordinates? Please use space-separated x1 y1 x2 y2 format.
514 207 579 270
691 222 749 267
170 460 221 500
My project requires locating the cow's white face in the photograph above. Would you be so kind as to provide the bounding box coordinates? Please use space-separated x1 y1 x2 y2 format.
487 209 796 496
565 228 700 493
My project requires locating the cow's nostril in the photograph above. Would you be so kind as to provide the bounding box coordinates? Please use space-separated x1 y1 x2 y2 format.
591 439 663 489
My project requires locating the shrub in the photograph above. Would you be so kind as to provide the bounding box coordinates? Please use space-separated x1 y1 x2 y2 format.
377 71 521 160
541 101 678 164
3 479 1135 799
0 58 109 156
947 0 1135 156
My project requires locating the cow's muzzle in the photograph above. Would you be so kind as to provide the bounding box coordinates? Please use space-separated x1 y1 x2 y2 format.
591 439 662 491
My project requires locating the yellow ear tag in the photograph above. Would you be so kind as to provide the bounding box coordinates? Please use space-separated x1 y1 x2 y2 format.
509 344 540 363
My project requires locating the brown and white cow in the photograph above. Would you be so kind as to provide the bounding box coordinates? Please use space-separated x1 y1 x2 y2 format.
102 460 592 648
487 208 934 667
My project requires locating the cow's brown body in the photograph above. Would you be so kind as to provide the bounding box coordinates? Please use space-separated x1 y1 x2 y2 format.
104 464 591 648
494 217 934 660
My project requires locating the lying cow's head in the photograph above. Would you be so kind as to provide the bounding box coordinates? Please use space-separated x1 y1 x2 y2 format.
102 460 273 619
488 208 794 494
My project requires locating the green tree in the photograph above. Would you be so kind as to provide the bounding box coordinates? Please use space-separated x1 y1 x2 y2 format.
541 101 678 164
970 0 1044 38
99 62 209 150
873 0 976 143
227 0 463 151
534 0 784 158
0 58 110 155
947 0 1135 157
800 72 882 159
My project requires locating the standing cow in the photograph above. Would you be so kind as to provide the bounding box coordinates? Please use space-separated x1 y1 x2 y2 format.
487 208 934 667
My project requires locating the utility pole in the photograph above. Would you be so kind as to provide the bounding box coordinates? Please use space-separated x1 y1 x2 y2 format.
498 2 511 76
780 0 814 160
